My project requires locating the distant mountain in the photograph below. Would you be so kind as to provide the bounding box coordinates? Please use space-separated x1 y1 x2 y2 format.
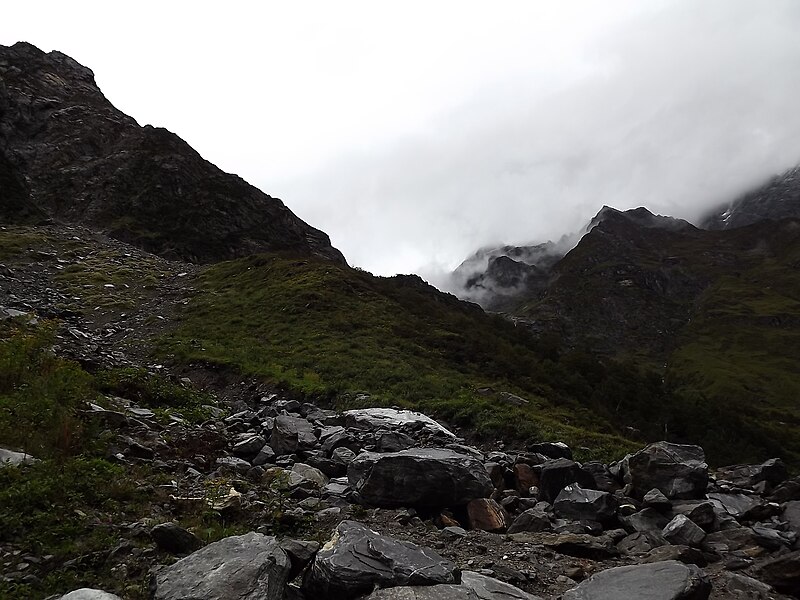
702 164 800 230
0 42 344 263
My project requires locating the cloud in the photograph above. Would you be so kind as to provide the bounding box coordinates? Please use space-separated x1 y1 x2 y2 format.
271 0 800 277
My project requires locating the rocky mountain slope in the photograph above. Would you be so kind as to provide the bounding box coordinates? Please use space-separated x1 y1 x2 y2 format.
0 42 344 263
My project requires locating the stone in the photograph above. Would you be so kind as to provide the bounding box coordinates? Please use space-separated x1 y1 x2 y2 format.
757 550 800 596
376 431 416 452
215 456 251 474
344 408 456 439
466 498 508 532
527 442 572 460
710 572 779 600
348 448 493 508
538 458 596 504
643 488 672 510
715 458 788 489
707 493 761 521
509 532 619 560
627 442 708 500
252 445 276 466
554 484 617 523
302 520 458 600
271 416 316 456
643 545 707 567
59 591 123 600
362 586 474 599
0 446 37 466
150 522 201 555
663 514 706 548
279 539 320 580
617 531 666 555
149 532 290 600
583 461 622 494
460 570 542 599
291 463 328 488
232 435 266 458
672 502 716 532
331 447 356 465
562 560 711 600
507 507 552 534
783 500 800 535
620 508 670 534
513 463 538 495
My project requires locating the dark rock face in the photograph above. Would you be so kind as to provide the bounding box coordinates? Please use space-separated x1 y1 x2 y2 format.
538 458 596 504
562 560 711 600
149 532 290 600
302 520 459 600
702 165 800 230
149 522 201 555
0 42 344 264
627 442 708 500
757 550 800 596
348 448 493 508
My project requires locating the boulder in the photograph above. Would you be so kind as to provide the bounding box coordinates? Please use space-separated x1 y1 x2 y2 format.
527 441 572 459
643 545 706 567
507 507 552 534
562 560 711 600
466 498 508 532
513 463 538 495
706 493 762 521
663 514 706 548
460 570 542 599
59 591 123 600
150 522 201 555
271 416 316 456
302 520 458 599
643 488 672 511
554 484 617 523
279 538 320 580
509 532 619 560
537 458 596 503
672 501 716 532
757 550 800 596
0 446 37 466
710 572 782 600
232 435 267 458
715 458 787 489
362 586 474 599
627 442 708 500
149 532 290 600
783 500 800 535
620 508 670 534
344 408 456 439
348 448 493 508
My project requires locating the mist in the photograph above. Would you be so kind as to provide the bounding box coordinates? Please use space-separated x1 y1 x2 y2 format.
271 0 800 280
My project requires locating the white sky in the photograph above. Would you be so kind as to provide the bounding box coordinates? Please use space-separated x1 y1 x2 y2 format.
4 1 800 276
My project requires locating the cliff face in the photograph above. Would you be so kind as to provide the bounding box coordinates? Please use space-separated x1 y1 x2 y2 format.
0 42 345 263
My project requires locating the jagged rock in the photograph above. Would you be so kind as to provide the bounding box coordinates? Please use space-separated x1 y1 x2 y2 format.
715 459 787 489
252 445 276 466
0 446 37 466
627 442 708 500
376 431 416 452
537 458 596 503
663 514 706 548
707 493 762 521
280 539 320 581
149 532 290 600
59 590 123 600
617 531 666 555
344 408 456 439
271 416 316 456
513 463 538 495
460 570 542 599
215 456 251 473
467 498 508 532
485 462 505 488
710 572 783 600
348 448 493 508
783 500 800 535
232 435 266 458
703 528 763 553
291 463 328 488
643 545 707 567
583 461 622 494
150 522 201 555
507 507 552 534
672 501 717 532
331 446 356 466
620 508 669 534
509 532 619 560
302 520 458 600
771 478 800 503
562 560 711 600
643 488 672 510
527 442 572 460
757 550 800 596
554 484 616 523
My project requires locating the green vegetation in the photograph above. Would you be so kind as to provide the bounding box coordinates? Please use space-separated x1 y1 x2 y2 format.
159 253 652 462
0 227 46 260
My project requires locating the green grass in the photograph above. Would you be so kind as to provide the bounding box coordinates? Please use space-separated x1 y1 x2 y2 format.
158 253 652 461
0 228 47 260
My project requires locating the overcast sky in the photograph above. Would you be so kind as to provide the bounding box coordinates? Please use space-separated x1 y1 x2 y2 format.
4 1 800 276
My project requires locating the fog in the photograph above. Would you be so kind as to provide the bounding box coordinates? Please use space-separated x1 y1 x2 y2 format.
4 1 800 280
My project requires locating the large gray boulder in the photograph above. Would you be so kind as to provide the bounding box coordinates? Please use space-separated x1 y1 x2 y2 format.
562 560 711 600
627 442 708 500
460 570 542 599
149 532 290 600
538 458 596 503
348 448 493 507
344 408 456 439
363 586 474 599
0 446 37 466
554 484 617 523
59 591 122 600
271 416 316 456
302 520 458 599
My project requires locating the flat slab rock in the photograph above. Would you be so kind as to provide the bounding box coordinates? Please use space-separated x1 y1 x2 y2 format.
348 448 493 508
344 407 456 439
149 532 290 600
302 520 458 600
362 570 541 599
562 560 711 600
627 442 708 500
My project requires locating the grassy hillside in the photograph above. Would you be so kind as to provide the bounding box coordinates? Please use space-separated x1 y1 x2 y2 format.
157 253 654 462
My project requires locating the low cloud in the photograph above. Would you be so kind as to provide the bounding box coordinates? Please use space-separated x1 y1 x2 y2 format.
274 0 800 278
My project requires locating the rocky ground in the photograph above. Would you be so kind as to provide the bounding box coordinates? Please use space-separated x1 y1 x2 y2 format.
2 226 800 600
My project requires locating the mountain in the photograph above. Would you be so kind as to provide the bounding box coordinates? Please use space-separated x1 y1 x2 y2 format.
702 164 800 230
0 42 344 263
